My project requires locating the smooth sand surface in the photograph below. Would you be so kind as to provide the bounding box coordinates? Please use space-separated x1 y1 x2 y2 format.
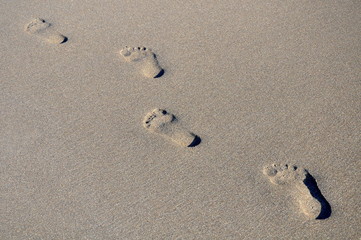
1 0 360 239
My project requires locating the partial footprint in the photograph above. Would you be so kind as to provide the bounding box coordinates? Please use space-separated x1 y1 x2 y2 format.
120 46 164 78
143 109 200 147
25 18 67 44
263 164 331 219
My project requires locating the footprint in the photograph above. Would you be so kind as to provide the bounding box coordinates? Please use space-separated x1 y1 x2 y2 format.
120 46 164 78
25 18 67 44
143 109 200 147
263 164 331 219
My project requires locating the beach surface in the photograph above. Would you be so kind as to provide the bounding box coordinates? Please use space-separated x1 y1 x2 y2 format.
1 0 360 239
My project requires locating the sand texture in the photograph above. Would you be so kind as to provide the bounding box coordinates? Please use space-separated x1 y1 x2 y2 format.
1 0 360 239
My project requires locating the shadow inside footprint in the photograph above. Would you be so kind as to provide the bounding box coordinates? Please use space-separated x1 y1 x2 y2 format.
303 173 332 219
60 36 68 44
188 135 201 147
154 69 165 78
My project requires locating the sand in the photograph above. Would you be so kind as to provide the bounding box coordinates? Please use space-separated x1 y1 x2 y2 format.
1 0 360 239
